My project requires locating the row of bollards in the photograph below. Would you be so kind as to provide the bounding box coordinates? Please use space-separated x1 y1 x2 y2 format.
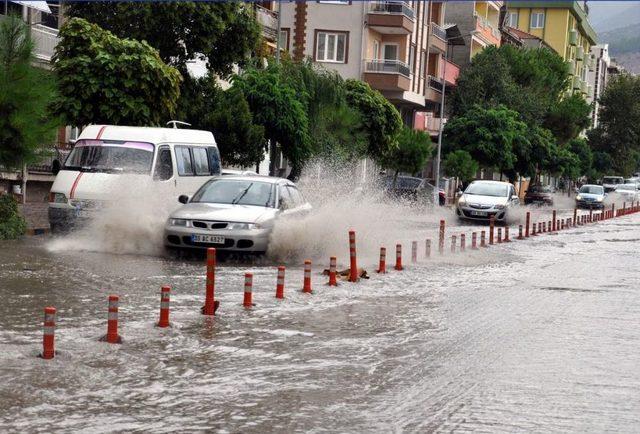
40 202 640 359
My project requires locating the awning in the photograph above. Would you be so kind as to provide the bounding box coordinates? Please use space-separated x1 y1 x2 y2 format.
11 1 52 14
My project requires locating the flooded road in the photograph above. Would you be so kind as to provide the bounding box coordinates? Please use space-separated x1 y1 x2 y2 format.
1 209 639 432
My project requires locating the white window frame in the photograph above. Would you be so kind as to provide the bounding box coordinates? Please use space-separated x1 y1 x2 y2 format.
279 29 289 51
372 40 379 60
382 43 399 61
316 31 347 63
530 12 545 29
507 11 518 27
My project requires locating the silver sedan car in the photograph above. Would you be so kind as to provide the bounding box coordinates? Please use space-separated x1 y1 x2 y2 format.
456 180 520 222
164 176 311 253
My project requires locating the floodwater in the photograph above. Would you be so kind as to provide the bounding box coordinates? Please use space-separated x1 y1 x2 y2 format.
1 207 640 432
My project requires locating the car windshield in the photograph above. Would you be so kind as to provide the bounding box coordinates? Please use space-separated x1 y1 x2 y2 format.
191 179 276 208
465 183 509 198
387 177 422 189
529 185 551 193
616 184 637 191
603 177 623 184
64 140 154 174
579 185 604 194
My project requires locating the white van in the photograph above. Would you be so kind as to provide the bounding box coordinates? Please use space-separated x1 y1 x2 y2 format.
48 125 220 232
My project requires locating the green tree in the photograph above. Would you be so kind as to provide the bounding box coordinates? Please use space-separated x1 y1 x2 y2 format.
0 15 57 169
52 18 182 127
509 125 556 182
567 138 593 178
344 79 402 162
545 94 592 145
232 65 310 180
0 194 26 240
588 74 640 176
443 105 527 175
384 127 432 184
66 1 260 77
444 150 479 184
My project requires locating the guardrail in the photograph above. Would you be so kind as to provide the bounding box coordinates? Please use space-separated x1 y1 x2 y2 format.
255 5 278 41
368 1 415 20
431 22 447 41
365 59 411 78
31 24 59 62
428 75 444 93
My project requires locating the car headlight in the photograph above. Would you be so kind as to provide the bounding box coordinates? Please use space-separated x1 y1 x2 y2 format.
169 218 189 227
494 204 506 210
597 196 604 202
576 195 583 201
227 222 260 230
458 197 466 206
50 192 68 204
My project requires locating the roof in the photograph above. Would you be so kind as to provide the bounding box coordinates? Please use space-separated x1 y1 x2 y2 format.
78 125 216 145
504 26 553 49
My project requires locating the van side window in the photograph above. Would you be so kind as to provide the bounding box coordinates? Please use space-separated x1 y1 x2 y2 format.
153 146 173 181
207 147 221 175
175 146 193 176
192 147 210 175
286 186 304 207
279 185 292 209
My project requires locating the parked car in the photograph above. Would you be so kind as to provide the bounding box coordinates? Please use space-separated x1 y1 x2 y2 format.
575 184 606 209
456 180 519 222
602 176 624 192
48 125 221 232
523 184 554 206
385 176 446 206
614 183 639 202
164 175 311 253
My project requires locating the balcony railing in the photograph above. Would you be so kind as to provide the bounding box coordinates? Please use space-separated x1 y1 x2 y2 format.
31 24 59 62
443 59 460 85
255 5 278 41
368 1 415 20
428 75 444 93
425 114 447 134
365 59 411 78
431 22 447 41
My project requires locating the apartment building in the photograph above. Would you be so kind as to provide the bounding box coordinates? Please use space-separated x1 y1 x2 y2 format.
587 44 610 128
444 1 502 67
505 1 597 100
278 1 460 133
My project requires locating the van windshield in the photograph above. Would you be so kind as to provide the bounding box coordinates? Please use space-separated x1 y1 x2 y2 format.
64 140 154 174
603 177 623 185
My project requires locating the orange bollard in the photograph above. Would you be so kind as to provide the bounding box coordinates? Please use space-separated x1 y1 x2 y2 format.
525 212 530 237
157 286 170 328
276 266 285 298
497 228 502 244
480 230 486 247
328 257 338 286
573 208 578 227
438 220 445 255
532 222 537 236
348 231 358 283
460 234 466 252
612 204 616 219
42 307 55 359
552 210 557 231
472 232 478 249
425 239 431 258
395 244 403 271
302 260 312 293
101 295 122 344
451 235 457 253
538 222 542 234
243 273 254 308
557 219 560 230
489 216 495 245
543 221 547 232
377 247 387 274
504 226 510 242
411 241 418 263
202 248 218 315
518 225 523 240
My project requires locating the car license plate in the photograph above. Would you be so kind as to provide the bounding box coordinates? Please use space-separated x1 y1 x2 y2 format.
191 234 225 244
471 211 488 217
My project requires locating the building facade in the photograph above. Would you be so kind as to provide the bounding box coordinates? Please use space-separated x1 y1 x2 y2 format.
505 1 597 100
444 1 503 68
587 44 610 128
278 1 460 133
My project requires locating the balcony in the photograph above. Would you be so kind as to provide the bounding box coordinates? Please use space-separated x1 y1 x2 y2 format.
426 114 447 135
576 46 584 61
363 59 411 91
31 24 59 64
569 29 578 46
430 22 447 53
367 1 414 35
443 59 460 86
572 76 581 90
255 5 278 42
473 14 501 46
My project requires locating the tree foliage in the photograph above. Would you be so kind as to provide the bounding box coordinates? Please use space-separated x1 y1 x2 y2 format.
0 194 26 240
66 1 260 77
0 15 57 169
444 150 479 183
546 93 592 145
384 127 432 177
588 74 640 176
53 18 182 127
344 79 402 162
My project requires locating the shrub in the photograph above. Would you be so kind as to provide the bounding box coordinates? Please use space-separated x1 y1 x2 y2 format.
0 194 27 240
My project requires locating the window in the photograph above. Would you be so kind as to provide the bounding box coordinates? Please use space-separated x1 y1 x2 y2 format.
279 185 292 209
409 44 416 71
316 31 347 63
279 28 290 51
153 146 173 181
383 43 398 61
207 147 221 175
507 11 518 27
530 12 545 29
286 186 304 207
372 40 379 60
192 147 210 176
175 146 194 176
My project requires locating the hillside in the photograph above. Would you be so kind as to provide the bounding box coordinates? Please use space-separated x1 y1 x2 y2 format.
598 22 640 74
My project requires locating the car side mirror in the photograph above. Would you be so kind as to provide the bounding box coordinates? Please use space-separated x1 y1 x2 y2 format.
51 159 60 175
178 195 189 204
511 195 519 201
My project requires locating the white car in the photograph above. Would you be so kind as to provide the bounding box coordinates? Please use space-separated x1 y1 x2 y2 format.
614 183 639 202
164 175 311 253
456 180 519 222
